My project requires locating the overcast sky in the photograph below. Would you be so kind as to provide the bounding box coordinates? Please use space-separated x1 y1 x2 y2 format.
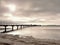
0 0 60 25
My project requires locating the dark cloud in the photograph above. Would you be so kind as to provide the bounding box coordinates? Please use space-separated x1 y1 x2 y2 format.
1 0 60 13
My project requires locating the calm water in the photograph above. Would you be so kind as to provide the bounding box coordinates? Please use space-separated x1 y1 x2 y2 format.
6 26 60 40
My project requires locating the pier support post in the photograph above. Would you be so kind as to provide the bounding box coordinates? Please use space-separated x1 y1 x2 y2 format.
12 25 14 31
4 26 7 32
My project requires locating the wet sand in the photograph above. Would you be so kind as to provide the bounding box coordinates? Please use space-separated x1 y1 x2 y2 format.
0 33 60 45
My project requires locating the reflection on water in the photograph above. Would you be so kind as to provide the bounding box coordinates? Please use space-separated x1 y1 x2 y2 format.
6 26 60 40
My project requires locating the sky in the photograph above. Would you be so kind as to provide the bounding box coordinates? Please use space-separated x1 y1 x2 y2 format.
0 0 60 25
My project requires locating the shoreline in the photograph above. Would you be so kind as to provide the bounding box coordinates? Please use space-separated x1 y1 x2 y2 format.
0 33 60 45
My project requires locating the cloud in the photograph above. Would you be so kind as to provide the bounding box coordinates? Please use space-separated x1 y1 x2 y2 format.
1 0 60 24
1 0 60 14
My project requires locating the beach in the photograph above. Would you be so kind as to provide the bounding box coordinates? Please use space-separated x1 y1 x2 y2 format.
0 26 60 45
0 33 60 45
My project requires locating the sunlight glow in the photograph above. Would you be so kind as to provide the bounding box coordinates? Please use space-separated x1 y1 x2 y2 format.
3 13 13 17
3 13 36 22
8 17 36 22
6 4 16 12
3 13 37 22
39 19 46 21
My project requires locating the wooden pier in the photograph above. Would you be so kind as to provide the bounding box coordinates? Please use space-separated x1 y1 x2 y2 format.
0 24 41 33
0 24 59 33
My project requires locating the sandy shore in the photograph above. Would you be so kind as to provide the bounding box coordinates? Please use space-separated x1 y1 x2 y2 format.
0 33 60 45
